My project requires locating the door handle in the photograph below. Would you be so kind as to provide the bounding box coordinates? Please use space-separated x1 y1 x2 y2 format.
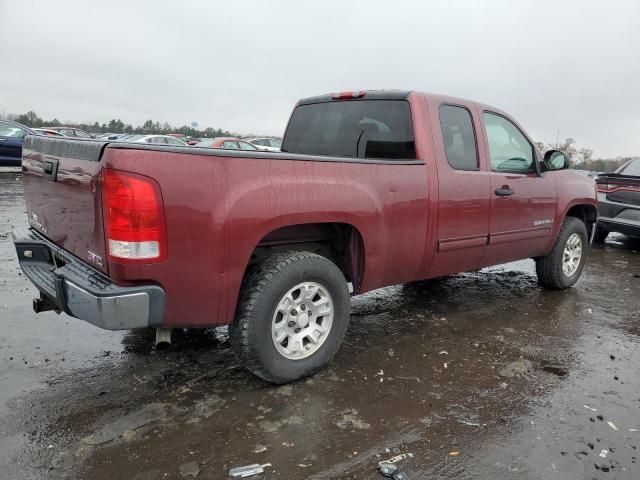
495 186 514 197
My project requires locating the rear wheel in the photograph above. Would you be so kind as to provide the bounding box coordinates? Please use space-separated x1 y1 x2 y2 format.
536 217 588 289
229 251 350 384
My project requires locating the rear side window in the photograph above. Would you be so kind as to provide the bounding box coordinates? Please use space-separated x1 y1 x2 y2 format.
282 100 415 160
438 105 478 170
619 159 640 176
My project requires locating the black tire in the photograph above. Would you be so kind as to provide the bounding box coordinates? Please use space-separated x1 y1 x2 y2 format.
536 217 588 289
593 223 609 244
229 251 350 384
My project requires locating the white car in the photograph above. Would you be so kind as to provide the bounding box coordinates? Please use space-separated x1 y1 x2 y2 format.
126 135 188 146
246 137 282 152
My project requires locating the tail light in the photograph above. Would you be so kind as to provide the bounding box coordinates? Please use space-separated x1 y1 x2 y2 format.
102 169 167 263
597 183 640 193
332 91 366 100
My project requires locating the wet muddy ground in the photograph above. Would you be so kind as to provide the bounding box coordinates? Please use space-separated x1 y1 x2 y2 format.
1 169 639 479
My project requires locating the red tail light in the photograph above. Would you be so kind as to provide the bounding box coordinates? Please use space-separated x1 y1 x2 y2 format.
102 169 167 263
332 91 366 100
597 183 640 193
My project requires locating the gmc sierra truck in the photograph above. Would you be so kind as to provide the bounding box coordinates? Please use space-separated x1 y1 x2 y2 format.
13 90 598 383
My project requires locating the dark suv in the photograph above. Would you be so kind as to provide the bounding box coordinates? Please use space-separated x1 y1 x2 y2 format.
0 120 36 166
594 159 640 241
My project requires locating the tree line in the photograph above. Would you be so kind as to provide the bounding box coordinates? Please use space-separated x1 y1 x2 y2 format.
4 111 635 171
535 137 634 173
11 111 234 139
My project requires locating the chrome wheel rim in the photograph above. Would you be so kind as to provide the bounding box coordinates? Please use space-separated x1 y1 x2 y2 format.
562 233 582 277
271 281 334 360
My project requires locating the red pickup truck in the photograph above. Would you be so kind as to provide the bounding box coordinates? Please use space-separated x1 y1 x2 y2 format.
13 90 597 383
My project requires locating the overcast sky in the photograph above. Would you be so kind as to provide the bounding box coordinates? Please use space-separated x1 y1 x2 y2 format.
1 0 638 157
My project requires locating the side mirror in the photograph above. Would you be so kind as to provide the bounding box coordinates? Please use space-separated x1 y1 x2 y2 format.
543 149 570 171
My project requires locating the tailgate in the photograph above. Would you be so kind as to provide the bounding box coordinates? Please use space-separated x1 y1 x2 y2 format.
21 136 109 273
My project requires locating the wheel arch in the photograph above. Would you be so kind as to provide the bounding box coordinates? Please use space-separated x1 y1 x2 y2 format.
246 222 366 291
564 203 598 240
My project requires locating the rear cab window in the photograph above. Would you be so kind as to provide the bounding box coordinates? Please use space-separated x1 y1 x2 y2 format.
282 100 416 160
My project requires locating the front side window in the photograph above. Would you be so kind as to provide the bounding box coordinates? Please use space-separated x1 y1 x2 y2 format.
282 99 415 160
238 141 257 150
484 113 534 173
438 105 478 170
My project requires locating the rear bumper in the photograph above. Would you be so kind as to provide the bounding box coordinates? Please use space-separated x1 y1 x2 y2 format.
598 195 640 237
12 228 165 330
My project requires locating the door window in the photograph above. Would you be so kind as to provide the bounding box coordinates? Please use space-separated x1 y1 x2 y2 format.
484 113 534 173
439 105 478 170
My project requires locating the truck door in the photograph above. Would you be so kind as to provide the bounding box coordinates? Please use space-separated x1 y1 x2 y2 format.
427 103 491 277
479 112 557 267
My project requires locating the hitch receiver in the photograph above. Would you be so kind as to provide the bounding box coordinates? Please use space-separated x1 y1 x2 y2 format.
33 295 60 314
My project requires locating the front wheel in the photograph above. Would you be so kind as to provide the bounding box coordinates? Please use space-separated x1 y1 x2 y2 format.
229 251 350 384
536 217 588 289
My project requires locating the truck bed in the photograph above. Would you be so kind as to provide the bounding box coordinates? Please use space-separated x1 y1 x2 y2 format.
20 136 430 327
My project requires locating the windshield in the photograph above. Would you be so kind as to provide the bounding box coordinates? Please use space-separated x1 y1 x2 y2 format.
282 100 415 159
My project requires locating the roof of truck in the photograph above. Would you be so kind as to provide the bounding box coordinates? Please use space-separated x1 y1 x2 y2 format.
296 89 512 123
297 90 411 105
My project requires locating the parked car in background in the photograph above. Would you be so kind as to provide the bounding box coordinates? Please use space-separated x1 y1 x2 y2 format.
96 133 131 141
195 137 258 150
128 135 188 146
47 127 94 139
594 158 640 241
167 134 199 146
246 137 282 152
33 128 66 137
0 120 36 166
13 89 597 384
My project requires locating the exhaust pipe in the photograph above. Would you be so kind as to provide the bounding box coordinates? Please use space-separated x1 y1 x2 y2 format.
155 328 172 348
